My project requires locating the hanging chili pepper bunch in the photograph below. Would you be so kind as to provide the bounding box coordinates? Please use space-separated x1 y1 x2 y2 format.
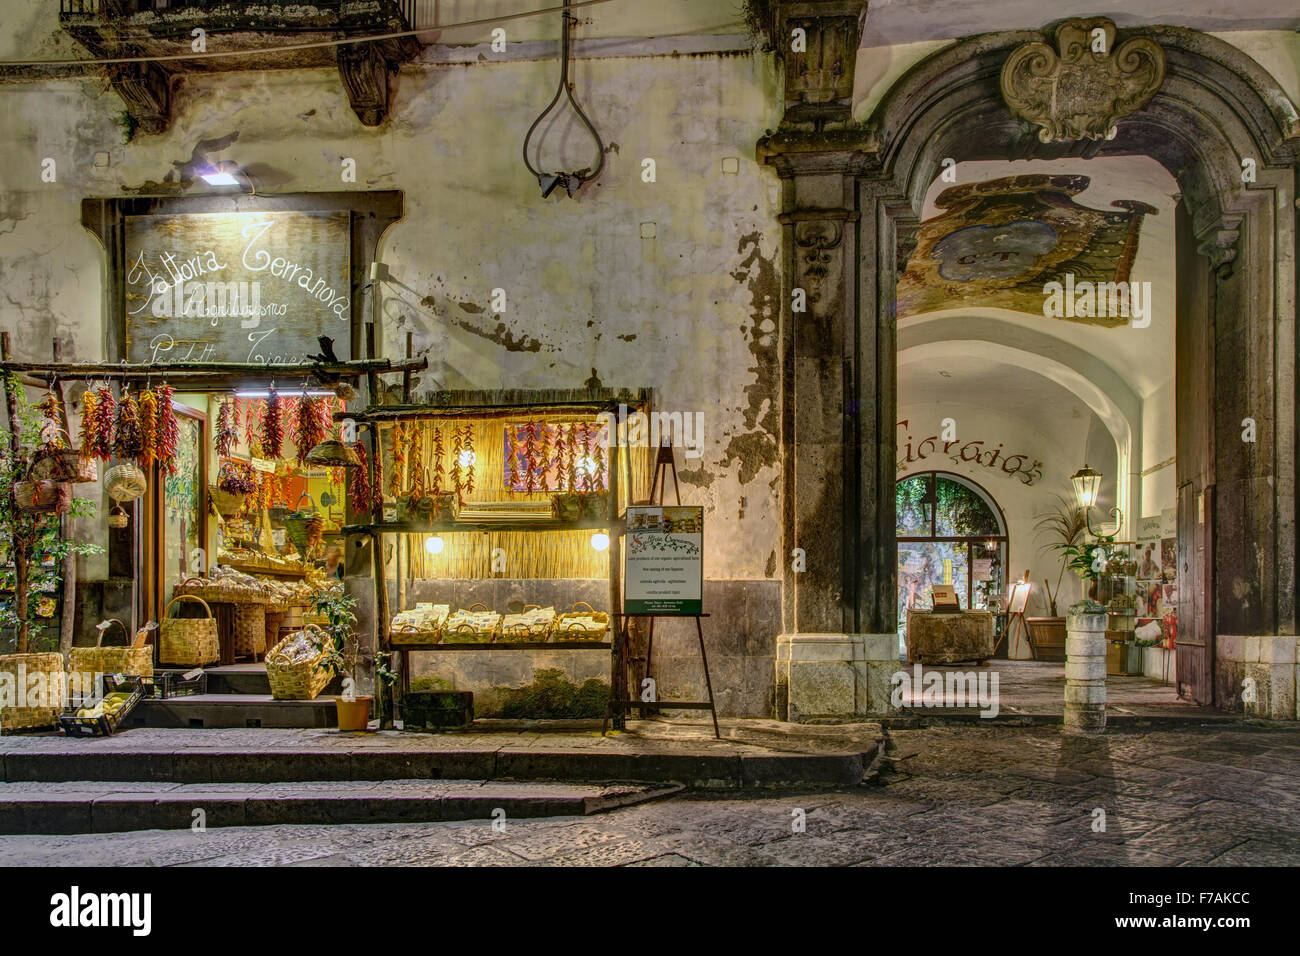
112 388 143 462
290 388 327 465
217 458 257 495
521 421 536 493
410 424 427 498
389 421 407 498
155 384 178 475
592 422 607 492
138 387 158 469
432 425 444 495
37 387 66 448
79 383 117 461
260 386 284 460
537 422 552 491
215 399 236 459
462 423 475 496
348 441 373 514
506 425 521 491
557 423 573 492
448 424 462 496
578 422 594 491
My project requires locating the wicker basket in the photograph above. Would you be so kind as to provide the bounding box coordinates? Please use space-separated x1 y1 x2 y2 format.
68 619 154 679
28 447 97 484
14 479 70 514
390 622 442 645
0 653 67 732
233 603 267 658
159 594 221 666
266 625 332 700
104 463 148 503
209 486 247 517
283 493 318 554
553 602 610 642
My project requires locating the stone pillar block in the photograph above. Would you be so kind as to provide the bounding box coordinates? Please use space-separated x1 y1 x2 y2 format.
1242 636 1299 719
775 632 898 721
1064 607 1108 734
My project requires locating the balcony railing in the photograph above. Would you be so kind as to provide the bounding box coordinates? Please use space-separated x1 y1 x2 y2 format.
59 0 428 24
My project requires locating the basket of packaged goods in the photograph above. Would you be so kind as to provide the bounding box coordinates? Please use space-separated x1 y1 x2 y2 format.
69 619 154 679
390 604 450 644
266 625 334 700
499 605 556 642
553 602 610 643
441 604 501 644
59 675 144 737
159 594 221 666
0 653 67 732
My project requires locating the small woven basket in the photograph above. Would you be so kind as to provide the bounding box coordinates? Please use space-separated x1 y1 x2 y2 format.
232 603 267 658
0 653 67 732
391 622 442 646
266 625 332 700
28 447 97 484
283 493 318 554
68 619 154 678
14 479 70 514
159 594 221 667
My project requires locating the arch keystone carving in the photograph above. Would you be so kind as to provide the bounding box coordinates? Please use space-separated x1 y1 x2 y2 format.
1000 18 1165 143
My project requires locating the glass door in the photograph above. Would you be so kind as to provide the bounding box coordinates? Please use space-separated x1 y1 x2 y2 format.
145 401 207 625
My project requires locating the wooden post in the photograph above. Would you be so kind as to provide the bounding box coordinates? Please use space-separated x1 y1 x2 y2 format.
51 339 77 657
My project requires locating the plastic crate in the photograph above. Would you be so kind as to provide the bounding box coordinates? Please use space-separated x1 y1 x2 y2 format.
151 670 208 699
58 675 144 737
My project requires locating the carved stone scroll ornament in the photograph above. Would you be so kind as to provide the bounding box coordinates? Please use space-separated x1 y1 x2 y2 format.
1000 18 1165 143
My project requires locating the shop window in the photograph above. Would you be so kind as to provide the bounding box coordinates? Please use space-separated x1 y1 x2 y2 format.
896 472 1007 650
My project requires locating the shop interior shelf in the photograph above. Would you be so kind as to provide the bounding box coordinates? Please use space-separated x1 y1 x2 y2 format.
391 639 612 650
343 516 615 535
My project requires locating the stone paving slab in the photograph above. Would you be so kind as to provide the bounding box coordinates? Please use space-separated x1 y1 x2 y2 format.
0 779 679 835
0 725 1294 866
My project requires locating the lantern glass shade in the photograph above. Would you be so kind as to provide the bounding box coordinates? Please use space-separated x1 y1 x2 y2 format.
590 532 610 552
1071 465 1102 511
424 535 444 555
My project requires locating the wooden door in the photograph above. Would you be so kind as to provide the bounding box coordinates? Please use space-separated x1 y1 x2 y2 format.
1176 483 1213 704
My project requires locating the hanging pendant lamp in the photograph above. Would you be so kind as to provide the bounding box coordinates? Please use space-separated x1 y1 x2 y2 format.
521 0 606 198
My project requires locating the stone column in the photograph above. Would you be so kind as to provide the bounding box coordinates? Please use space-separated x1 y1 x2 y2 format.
757 0 897 722
1064 606 1108 733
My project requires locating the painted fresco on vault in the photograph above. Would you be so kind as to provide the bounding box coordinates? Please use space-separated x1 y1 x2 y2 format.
896 174 1156 324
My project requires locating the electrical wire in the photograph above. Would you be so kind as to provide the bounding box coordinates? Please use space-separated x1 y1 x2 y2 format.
521 0 606 187
0 0 615 68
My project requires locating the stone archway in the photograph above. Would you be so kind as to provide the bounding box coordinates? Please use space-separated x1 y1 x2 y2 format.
759 12 1299 721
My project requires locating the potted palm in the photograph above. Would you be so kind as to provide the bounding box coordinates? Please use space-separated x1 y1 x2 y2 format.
1029 496 1088 661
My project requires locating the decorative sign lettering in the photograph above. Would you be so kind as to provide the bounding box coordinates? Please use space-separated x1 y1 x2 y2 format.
624 506 703 616
123 210 351 365
897 420 1043 484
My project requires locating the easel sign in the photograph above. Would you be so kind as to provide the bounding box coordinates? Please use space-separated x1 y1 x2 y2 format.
1007 581 1031 615
623 505 703 615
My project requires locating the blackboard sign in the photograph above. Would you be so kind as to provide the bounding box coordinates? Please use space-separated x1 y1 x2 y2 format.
123 210 352 365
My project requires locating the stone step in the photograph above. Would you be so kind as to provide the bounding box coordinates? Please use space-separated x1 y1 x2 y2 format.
129 694 342 730
0 779 680 834
0 742 874 790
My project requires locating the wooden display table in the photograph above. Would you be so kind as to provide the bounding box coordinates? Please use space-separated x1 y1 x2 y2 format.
906 610 995 664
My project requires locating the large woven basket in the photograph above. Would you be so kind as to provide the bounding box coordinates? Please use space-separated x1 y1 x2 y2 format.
0 653 67 732
283 493 318 554
28 447 97 484
266 625 332 700
68 619 154 679
159 594 221 666
14 479 70 514
233 603 267 658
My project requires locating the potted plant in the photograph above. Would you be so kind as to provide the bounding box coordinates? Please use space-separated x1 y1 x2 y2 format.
314 590 371 731
1029 495 1088 661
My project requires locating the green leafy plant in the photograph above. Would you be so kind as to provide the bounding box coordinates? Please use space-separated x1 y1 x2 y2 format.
313 589 359 684
0 374 102 651
1033 495 1088 616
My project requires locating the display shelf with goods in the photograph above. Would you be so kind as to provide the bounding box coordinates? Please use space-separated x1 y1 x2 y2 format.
1097 540 1143 676
346 392 652 722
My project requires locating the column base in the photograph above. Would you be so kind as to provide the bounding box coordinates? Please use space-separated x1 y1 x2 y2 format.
774 633 898 722
1216 635 1298 719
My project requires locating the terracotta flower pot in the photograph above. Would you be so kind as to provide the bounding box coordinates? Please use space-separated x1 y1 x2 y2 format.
335 695 373 732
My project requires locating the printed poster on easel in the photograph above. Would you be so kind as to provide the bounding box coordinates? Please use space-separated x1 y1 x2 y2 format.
623 505 703 615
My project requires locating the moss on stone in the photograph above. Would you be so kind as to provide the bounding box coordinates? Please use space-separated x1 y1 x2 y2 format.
494 668 610 719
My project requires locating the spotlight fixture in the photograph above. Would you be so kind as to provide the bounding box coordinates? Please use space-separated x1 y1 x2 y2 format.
590 532 610 552
424 536 444 555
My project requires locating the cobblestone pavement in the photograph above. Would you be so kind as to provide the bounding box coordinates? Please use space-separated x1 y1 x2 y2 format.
1 725 1296 866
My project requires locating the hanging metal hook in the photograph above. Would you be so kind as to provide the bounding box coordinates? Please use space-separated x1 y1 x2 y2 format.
521 0 606 198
